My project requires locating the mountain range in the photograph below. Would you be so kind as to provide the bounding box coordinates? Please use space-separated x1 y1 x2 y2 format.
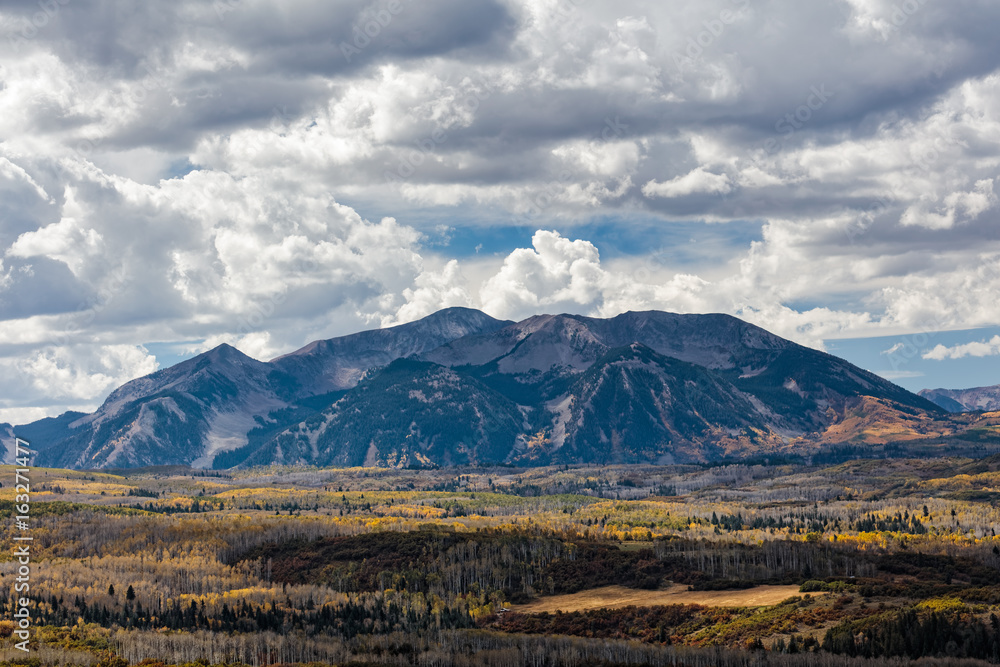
920 385 1000 413
5 307 994 470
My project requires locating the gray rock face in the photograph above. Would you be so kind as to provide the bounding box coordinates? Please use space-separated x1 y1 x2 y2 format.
0 424 14 464
421 311 790 373
920 385 1000 413
244 358 524 469
270 307 513 395
36 344 288 469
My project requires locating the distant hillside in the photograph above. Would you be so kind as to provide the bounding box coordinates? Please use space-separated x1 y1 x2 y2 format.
920 385 1000 413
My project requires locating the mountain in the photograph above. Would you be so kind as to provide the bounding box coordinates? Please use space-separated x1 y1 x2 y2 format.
920 385 1000 413
270 307 512 397
232 341 793 469
422 311 788 373
34 344 291 469
240 358 525 468
540 343 781 465
234 312 945 468
0 423 14 464
25 308 511 469
423 311 937 431
18 308 954 470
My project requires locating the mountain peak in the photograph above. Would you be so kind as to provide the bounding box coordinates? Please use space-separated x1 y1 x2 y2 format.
417 306 497 321
204 342 247 360
268 307 513 396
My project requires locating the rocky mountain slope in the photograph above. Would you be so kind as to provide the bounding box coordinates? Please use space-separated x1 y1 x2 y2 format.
920 385 1000 413
0 423 14 464
242 358 525 468
14 308 957 470
25 308 511 469
544 343 778 465
34 344 291 469
270 307 512 397
233 312 945 468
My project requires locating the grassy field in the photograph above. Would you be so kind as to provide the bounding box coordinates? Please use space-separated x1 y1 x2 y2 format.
511 584 812 613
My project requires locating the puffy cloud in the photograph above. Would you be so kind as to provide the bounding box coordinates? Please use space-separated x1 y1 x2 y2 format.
642 168 732 198
924 335 1000 361
479 231 611 318
900 179 997 229
390 260 474 326
472 230 876 350
0 344 158 423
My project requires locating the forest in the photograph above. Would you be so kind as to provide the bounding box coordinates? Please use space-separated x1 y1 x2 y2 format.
1 456 1000 665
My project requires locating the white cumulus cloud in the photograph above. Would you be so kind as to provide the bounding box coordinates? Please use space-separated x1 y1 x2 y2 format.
923 335 1000 361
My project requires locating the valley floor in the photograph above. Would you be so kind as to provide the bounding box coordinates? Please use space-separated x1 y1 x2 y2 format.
1 457 1000 665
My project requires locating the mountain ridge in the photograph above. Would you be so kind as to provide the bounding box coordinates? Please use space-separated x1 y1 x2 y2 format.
16 307 963 470
920 384 1000 413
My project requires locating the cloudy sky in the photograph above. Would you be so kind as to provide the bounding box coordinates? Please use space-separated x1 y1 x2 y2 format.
2 0 1000 424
